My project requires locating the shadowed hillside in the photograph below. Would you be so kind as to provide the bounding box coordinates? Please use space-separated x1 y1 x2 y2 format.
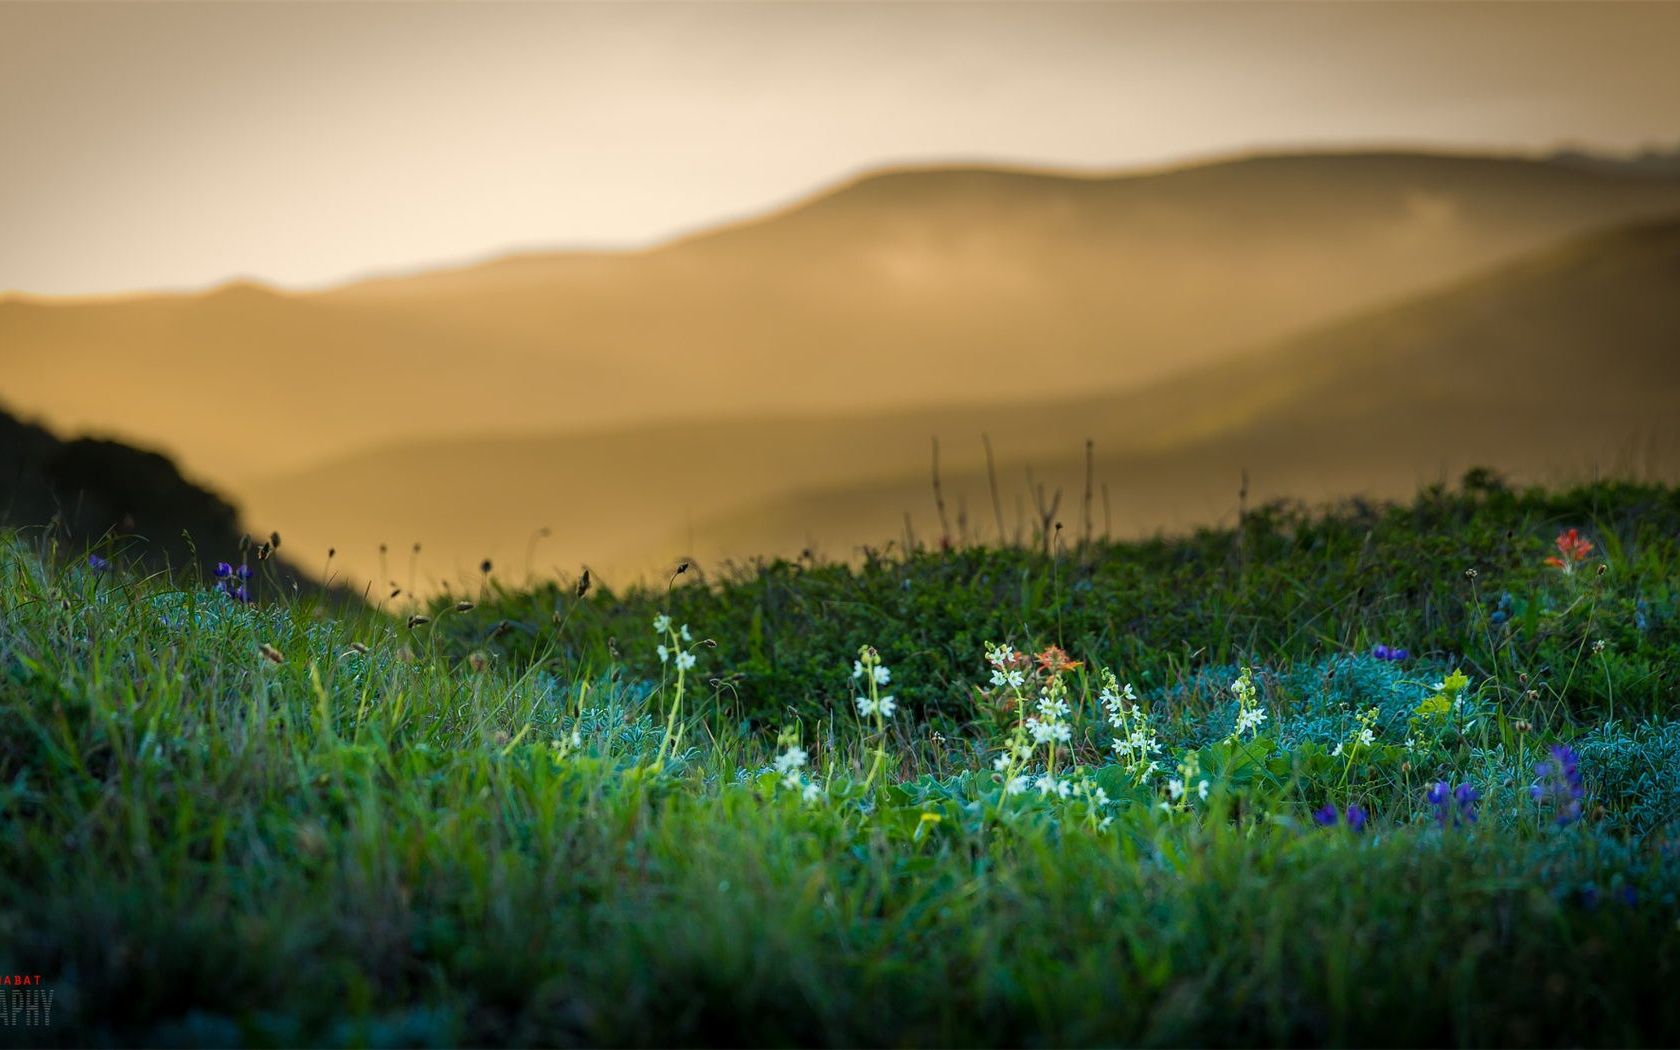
0 403 325 591
243 216 1680 591
7 151 1680 485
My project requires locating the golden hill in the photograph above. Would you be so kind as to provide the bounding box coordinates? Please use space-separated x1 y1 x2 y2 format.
242 216 1680 593
7 150 1680 487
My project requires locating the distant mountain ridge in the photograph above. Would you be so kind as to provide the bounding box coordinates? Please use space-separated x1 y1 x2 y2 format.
7 148 1680 485
1549 142 1680 178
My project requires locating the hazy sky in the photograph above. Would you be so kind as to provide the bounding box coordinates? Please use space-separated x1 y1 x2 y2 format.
4 1 1679 297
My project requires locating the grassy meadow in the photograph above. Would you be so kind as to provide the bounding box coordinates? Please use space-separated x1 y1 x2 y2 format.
3 472 1679 1046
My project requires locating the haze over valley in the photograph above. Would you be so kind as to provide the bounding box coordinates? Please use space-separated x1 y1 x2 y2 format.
6 149 1680 589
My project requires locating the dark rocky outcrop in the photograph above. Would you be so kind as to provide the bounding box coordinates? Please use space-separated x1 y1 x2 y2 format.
0 403 321 594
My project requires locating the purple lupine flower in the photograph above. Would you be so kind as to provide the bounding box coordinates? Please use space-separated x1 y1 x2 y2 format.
1312 803 1369 832
1371 644 1409 662
87 554 110 571
1614 883 1638 908
214 562 234 578
235 564 254 579
1427 781 1479 827
1453 783 1480 824
1529 744 1585 826
229 584 251 603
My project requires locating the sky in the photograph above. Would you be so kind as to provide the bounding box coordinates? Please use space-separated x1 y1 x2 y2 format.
3 1 1679 297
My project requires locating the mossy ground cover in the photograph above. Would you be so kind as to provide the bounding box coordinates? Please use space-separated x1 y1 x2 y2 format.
2 475 1678 1046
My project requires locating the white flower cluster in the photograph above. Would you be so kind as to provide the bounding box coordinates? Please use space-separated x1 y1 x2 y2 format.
984 643 1026 688
1101 671 1161 781
772 742 824 803
773 745 807 775
1332 706 1380 758
1034 772 1073 798
994 724 1040 797
978 646 1117 830
856 694 897 718
990 666 1026 689
1233 705 1266 736
990 646 1083 801
852 659 891 686
653 613 697 669
1161 751 1210 811
1166 776 1211 804
852 646 897 720
1228 666 1267 741
992 739 1034 773
1025 688 1073 746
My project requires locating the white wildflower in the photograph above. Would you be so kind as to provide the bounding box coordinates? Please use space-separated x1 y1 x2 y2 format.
674 651 696 671
1035 774 1072 798
774 747 808 775
1101 681 1138 714
653 614 671 634
1234 705 1267 736
656 644 670 664
1036 695 1070 720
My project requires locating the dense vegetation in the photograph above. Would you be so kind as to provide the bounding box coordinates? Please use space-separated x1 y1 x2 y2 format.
2 474 1677 1046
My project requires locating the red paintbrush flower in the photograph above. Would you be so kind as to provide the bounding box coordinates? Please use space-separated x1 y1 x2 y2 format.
1544 528 1595 572
1034 645 1082 677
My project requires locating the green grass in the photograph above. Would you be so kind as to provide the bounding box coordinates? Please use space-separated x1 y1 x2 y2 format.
2 473 1678 1046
